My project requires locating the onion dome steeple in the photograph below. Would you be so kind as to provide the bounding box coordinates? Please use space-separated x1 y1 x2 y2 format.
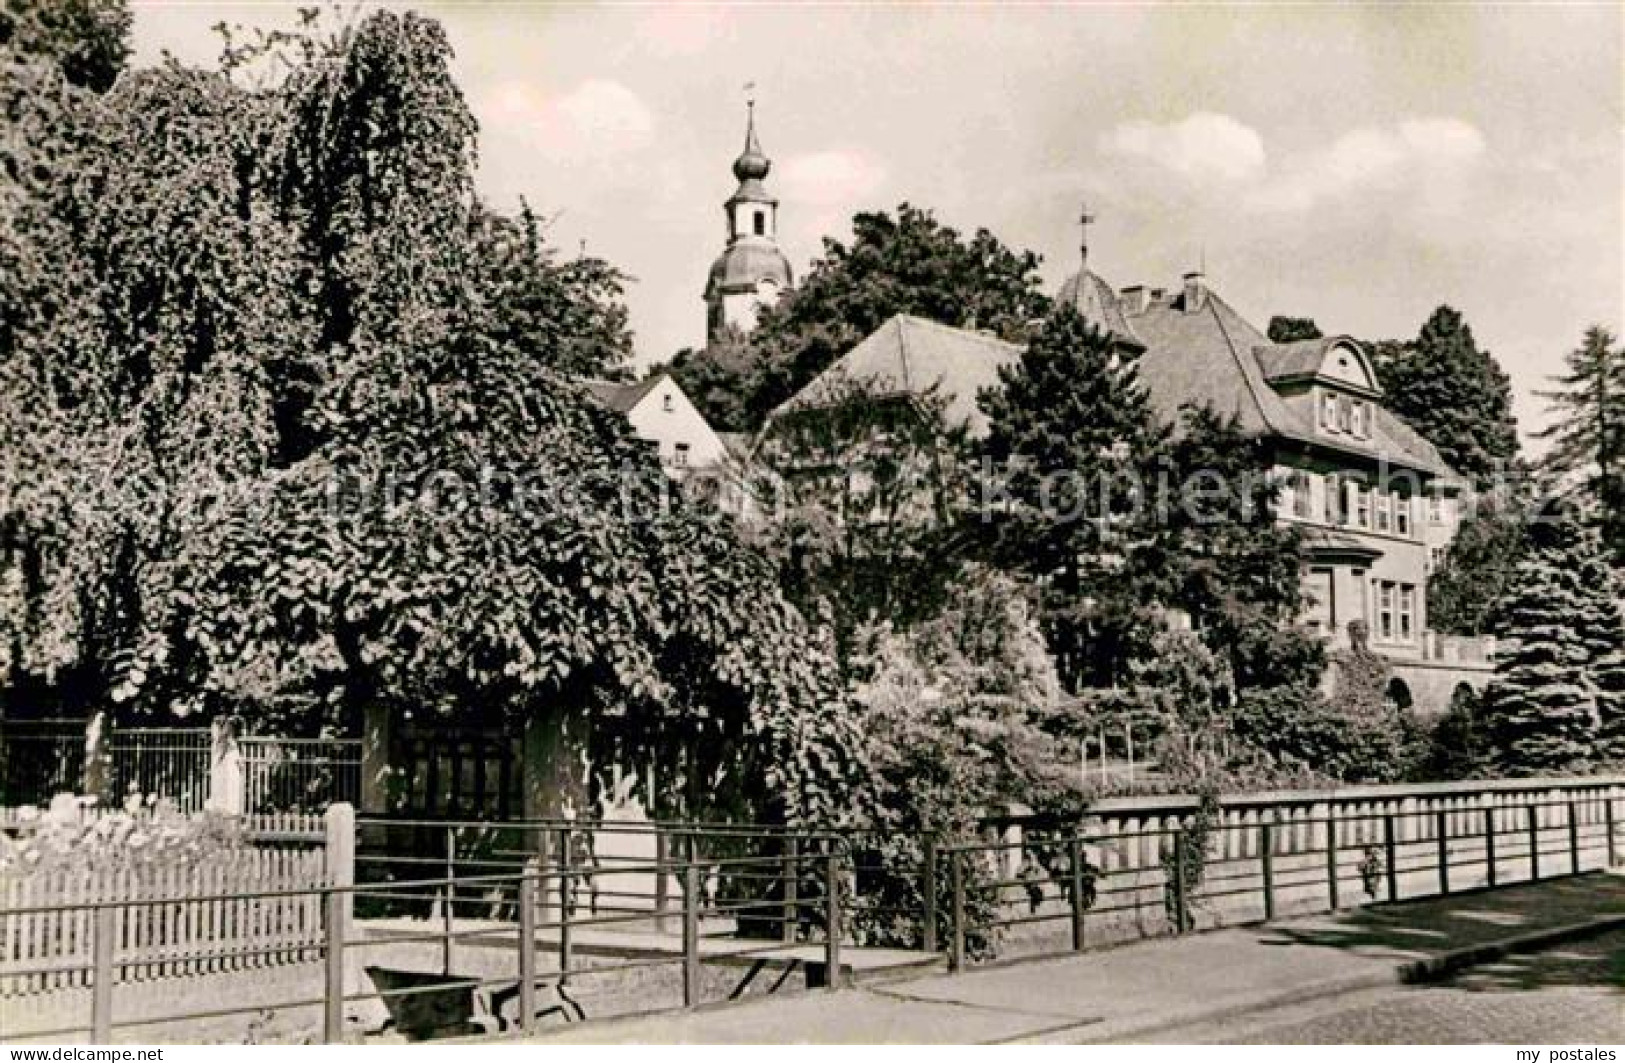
705 96 792 343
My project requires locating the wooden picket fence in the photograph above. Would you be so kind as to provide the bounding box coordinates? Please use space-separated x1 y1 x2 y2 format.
0 813 339 998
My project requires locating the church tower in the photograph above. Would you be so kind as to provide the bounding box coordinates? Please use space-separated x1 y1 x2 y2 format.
704 101 792 343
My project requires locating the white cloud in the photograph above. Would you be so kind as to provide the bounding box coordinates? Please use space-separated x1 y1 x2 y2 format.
778 150 888 207
479 78 654 159
1099 113 1267 184
1246 117 1486 214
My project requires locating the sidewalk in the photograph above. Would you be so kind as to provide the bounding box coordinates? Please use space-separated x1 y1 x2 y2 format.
512 871 1625 1044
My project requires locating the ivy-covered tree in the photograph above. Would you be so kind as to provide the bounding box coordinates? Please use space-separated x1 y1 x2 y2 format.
0 0 130 91
1372 306 1520 488
1481 507 1608 775
1537 326 1624 564
1 8 866 827
670 203 1051 430
978 307 1167 692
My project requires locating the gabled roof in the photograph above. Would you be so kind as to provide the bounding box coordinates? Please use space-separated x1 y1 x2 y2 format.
585 374 666 414
770 314 1022 436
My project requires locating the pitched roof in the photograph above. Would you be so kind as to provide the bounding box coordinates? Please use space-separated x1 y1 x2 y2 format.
772 286 1462 482
584 374 665 414
770 314 1022 435
1057 269 1144 346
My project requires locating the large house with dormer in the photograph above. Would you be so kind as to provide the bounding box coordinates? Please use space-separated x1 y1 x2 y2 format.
768 238 1493 715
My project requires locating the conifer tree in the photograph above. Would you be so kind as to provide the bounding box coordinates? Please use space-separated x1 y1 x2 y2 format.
978 307 1167 692
1373 307 1520 489
1537 326 1624 564
1481 507 1604 774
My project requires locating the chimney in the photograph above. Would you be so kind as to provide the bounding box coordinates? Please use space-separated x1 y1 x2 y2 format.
1119 286 1149 315
1182 271 1206 312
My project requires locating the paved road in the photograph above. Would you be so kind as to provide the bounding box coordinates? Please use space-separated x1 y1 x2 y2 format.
1138 931 1625 1044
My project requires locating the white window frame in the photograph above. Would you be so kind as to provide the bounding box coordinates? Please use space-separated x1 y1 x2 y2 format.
1378 581 1395 640
1321 392 1339 431
1399 584 1415 640
1375 490 1391 533
1353 484 1370 528
1395 494 1411 537
672 442 690 467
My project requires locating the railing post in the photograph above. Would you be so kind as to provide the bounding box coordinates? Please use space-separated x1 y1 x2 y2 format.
1325 808 1340 911
1260 816 1276 922
922 836 938 954
1436 809 1450 895
92 904 115 1043
682 862 700 1008
1527 803 1540 882
1484 804 1497 888
655 830 670 933
1068 836 1086 951
1607 793 1619 867
949 850 965 972
783 836 799 943
323 889 346 1044
557 827 573 984
824 845 842 992
442 825 455 975
1171 825 1188 934
518 868 537 1032
1567 800 1581 875
1383 813 1399 902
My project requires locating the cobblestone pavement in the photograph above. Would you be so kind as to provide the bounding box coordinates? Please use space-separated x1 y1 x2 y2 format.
1139 931 1625 1044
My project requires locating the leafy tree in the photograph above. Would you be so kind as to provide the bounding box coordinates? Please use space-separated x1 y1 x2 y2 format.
1267 316 1322 344
670 203 1051 429
1426 491 1529 635
1481 506 1608 775
1 9 866 827
1372 306 1520 488
1537 326 1624 563
750 378 977 657
469 202 634 380
0 0 130 91
978 307 1167 692
654 330 756 433
847 567 1081 948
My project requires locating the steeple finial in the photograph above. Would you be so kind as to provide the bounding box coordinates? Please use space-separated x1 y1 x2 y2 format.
1079 201 1096 270
733 86 770 183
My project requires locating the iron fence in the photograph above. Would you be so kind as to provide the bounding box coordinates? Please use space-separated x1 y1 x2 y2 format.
938 790 1623 970
1 843 847 1043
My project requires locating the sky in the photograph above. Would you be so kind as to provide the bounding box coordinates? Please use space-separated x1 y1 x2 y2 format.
131 2 1624 444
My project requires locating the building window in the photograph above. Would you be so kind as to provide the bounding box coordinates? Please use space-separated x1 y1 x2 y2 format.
1351 400 1367 438
1324 474 1344 525
1306 567 1335 632
1321 392 1339 431
1353 484 1370 528
1374 490 1391 533
1337 395 1353 433
672 442 690 467
1395 494 1411 537
1428 495 1444 523
1377 581 1395 640
662 393 675 412
754 210 766 237
1399 584 1415 640
1292 471 1313 518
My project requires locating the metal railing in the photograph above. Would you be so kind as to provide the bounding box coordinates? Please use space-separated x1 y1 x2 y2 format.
1 842 849 1044
939 790 1622 971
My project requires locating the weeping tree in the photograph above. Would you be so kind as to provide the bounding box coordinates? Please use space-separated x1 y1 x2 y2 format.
2 9 864 827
